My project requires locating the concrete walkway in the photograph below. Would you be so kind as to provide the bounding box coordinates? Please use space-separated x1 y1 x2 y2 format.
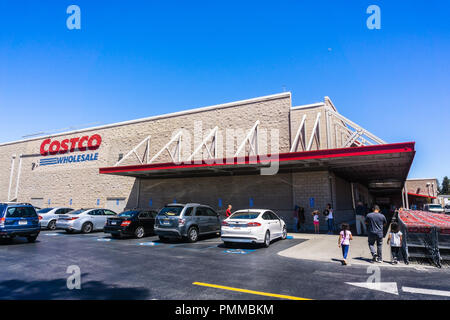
280 233 434 269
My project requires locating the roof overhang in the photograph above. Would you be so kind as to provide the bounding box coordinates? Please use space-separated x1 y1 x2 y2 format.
99 142 415 191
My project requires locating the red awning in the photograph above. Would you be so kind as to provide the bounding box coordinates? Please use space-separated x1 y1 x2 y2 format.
99 142 415 190
407 192 437 199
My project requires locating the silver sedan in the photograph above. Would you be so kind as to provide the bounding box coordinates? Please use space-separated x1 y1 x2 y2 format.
37 207 73 230
56 208 117 233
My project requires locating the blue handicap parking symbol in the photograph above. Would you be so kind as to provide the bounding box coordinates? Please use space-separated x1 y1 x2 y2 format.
286 235 294 239
138 242 160 246
223 249 255 255
45 233 60 236
97 238 112 242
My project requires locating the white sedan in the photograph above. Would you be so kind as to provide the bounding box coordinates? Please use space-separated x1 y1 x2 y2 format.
221 209 287 247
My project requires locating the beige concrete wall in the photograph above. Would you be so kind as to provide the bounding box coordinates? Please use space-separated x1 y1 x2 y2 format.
0 93 291 208
291 171 332 228
405 178 439 198
137 173 293 220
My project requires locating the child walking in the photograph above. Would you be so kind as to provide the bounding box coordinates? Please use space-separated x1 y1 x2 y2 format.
387 222 403 264
312 210 320 234
338 223 353 265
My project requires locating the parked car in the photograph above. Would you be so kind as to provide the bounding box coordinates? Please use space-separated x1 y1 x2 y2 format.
104 209 158 239
154 203 221 242
221 209 287 248
423 204 445 213
0 202 40 242
444 205 450 214
37 207 73 230
56 208 117 233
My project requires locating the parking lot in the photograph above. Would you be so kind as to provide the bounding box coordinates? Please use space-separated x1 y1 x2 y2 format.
1 230 449 300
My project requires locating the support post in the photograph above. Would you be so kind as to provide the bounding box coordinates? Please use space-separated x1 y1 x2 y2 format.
8 155 16 201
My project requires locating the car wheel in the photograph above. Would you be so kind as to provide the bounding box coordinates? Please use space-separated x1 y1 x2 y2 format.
27 235 38 243
82 222 93 234
281 226 287 240
47 220 57 230
263 231 270 248
223 241 232 248
187 226 199 243
135 226 145 239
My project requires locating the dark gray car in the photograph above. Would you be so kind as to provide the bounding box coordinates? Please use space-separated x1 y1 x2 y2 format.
154 203 221 242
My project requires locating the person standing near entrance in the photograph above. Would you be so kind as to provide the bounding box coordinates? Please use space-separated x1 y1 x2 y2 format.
225 204 232 218
323 204 334 234
297 206 305 232
355 201 367 235
293 206 300 232
365 205 387 263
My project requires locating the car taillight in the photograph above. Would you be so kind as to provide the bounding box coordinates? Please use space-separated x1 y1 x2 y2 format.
178 218 185 226
222 221 229 226
121 220 131 226
0 217 4 226
247 222 261 227
67 217 78 220
38 215 43 220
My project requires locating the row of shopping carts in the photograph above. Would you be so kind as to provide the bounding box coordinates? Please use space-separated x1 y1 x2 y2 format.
398 210 450 268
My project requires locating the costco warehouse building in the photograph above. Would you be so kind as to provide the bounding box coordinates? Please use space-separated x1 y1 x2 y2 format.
0 92 416 229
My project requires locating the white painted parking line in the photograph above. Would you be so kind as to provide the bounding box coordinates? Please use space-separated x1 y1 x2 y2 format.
402 286 450 297
346 282 399 295
138 242 160 246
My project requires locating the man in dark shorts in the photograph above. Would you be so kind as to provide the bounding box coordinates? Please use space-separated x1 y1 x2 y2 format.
365 205 387 263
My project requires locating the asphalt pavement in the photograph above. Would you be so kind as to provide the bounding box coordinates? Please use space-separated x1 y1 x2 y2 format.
0 230 449 300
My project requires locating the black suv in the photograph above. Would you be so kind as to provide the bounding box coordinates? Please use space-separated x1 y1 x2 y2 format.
0 203 40 243
104 209 158 239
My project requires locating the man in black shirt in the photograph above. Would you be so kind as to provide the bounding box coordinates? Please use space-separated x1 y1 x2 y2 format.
365 205 387 263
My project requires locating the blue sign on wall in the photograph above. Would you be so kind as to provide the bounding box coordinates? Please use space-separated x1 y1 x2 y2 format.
149 199 153 207
173 199 177 204
309 197 315 208
97 199 100 205
48 199 51 205
218 198 222 208
69 199 72 205
249 198 254 208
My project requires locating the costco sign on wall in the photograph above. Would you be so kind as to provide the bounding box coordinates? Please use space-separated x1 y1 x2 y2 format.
39 134 102 166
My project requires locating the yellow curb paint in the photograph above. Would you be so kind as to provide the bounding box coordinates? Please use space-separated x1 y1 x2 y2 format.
193 282 311 300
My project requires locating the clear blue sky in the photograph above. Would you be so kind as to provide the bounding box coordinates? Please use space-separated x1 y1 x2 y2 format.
0 1 449 181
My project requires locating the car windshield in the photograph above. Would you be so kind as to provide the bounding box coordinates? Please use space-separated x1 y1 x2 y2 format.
67 209 86 215
158 206 184 216
229 212 261 219
38 208 54 214
118 211 139 217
